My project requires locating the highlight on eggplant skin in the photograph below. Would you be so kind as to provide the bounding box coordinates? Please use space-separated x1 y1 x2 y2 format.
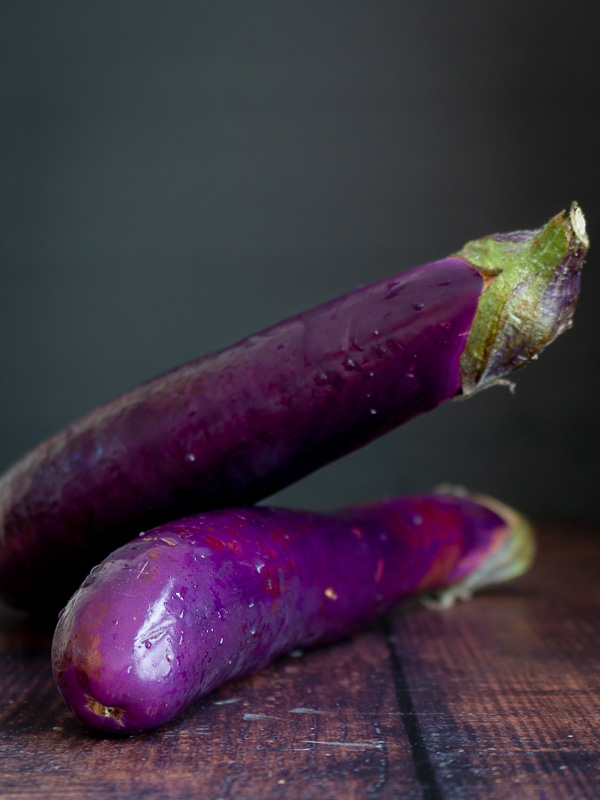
51 489 534 735
0 205 585 613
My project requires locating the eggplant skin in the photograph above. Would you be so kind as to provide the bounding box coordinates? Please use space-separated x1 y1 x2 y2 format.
0 258 483 612
52 494 518 735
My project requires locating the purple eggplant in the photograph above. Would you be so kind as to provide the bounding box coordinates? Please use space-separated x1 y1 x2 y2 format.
0 205 587 612
52 489 534 735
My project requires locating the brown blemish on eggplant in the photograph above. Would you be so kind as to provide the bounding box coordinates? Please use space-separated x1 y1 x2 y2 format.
78 632 103 680
416 542 462 593
85 695 125 726
159 537 178 546
135 561 159 581
89 601 109 628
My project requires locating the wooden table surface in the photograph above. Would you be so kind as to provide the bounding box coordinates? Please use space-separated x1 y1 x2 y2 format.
1 523 599 800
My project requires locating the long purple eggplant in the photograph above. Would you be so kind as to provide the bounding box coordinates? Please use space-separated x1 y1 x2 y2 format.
52 489 534 735
0 205 587 611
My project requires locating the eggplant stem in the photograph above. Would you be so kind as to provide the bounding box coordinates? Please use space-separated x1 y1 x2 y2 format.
457 202 588 396
420 490 535 610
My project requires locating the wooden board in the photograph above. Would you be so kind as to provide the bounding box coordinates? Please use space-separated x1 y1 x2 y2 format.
1 524 599 799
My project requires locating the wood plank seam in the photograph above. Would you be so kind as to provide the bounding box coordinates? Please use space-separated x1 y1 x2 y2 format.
382 614 444 800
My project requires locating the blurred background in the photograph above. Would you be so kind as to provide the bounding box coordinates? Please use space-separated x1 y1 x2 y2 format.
1 1 598 521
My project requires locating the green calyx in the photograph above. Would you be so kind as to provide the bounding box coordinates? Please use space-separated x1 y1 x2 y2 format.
457 203 589 396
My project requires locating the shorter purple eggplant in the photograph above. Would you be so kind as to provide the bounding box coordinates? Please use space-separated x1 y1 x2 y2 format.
52 489 534 735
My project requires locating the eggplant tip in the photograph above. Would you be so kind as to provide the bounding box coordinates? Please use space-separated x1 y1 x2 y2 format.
569 202 588 249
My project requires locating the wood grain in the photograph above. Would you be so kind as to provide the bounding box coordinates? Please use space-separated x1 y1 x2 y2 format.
388 523 600 800
1 524 599 799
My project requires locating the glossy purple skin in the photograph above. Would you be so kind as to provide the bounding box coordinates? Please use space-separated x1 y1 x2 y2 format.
52 494 506 735
0 258 483 611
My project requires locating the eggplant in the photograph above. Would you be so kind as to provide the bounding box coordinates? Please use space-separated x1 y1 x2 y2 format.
52 489 534 735
0 205 587 612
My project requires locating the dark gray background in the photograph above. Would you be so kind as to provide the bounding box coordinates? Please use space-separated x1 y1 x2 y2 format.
1 2 598 520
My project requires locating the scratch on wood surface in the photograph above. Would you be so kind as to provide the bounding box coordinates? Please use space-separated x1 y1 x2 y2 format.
289 707 328 715
213 697 241 706
303 739 385 749
243 713 282 721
